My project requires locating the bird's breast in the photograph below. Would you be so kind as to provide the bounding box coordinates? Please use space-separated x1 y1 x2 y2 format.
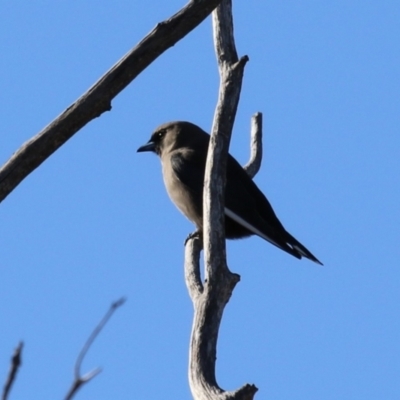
162 161 203 228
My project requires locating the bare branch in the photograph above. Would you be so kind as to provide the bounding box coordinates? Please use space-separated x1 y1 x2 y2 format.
64 297 126 400
2 342 23 400
0 0 224 205
185 1 258 399
203 1 248 283
243 113 263 179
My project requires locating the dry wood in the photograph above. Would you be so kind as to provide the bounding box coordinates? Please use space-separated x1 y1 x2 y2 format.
243 113 263 179
0 0 224 204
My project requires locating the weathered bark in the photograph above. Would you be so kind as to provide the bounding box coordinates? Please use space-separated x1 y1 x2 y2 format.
184 1 261 399
0 0 224 204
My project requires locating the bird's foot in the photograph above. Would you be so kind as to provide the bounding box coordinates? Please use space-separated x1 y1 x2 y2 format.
184 230 202 246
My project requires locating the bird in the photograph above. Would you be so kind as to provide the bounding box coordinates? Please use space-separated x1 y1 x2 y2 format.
137 121 322 265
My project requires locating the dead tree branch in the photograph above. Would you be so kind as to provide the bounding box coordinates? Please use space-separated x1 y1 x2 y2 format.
185 1 259 399
243 113 263 179
64 297 126 400
0 0 224 204
2 342 23 400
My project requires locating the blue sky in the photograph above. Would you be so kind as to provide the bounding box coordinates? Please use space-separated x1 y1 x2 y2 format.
1 1 399 399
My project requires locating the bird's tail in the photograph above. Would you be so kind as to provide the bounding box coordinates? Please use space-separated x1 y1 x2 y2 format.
285 232 323 265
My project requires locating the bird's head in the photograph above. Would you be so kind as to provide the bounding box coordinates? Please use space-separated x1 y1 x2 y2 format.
137 121 209 157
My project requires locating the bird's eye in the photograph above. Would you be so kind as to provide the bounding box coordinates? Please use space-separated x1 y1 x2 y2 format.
157 129 166 138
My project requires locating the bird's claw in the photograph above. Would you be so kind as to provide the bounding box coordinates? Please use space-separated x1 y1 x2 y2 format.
184 230 202 246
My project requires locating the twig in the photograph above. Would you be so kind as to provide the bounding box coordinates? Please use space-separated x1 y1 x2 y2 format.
0 0 224 204
2 342 23 400
243 113 263 179
64 297 126 400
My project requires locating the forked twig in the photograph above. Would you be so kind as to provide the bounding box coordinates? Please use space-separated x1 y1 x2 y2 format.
64 297 126 400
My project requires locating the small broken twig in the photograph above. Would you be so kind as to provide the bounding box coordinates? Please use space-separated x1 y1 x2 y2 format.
2 342 23 400
243 112 263 179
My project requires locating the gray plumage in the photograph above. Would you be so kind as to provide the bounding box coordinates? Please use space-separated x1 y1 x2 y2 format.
137 121 322 265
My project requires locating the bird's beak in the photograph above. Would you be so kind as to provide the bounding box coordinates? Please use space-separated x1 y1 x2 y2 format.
137 141 156 153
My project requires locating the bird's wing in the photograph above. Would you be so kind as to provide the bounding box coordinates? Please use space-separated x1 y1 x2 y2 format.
226 155 322 264
170 148 322 264
170 149 290 248
170 149 287 239
225 155 288 240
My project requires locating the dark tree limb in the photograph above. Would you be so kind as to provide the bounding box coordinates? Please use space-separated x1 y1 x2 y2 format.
2 342 23 400
185 1 259 399
0 0 224 204
64 297 126 400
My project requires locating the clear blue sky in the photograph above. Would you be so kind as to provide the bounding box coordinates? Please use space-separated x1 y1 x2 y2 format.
1 1 399 399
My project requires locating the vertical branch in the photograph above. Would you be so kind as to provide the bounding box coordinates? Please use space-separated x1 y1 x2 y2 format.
243 113 263 179
185 1 259 399
203 0 248 284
